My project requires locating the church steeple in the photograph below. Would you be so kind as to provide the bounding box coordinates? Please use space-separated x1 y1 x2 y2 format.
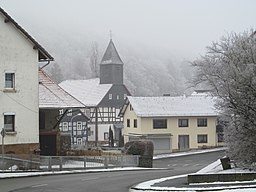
100 39 124 85
100 39 124 65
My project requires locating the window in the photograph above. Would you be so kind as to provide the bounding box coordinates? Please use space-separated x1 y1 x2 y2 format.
67 109 72 116
77 122 82 130
124 94 127 99
59 109 64 115
77 138 83 145
5 73 15 89
129 104 133 111
4 114 15 132
197 134 208 143
109 94 112 100
134 119 137 128
197 118 207 127
104 132 109 140
178 119 189 127
127 119 130 127
153 119 167 129
117 95 119 100
62 122 68 131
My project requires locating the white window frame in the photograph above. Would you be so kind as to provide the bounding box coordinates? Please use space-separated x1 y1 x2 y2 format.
4 112 15 132
4 72 15 89
77 138 83 145
59 109 64 115
77 121 82 130
62 122 68 131
104 132 109 140
109 94 112 100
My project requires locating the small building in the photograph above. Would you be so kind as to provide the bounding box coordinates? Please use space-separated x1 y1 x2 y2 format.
120 95 222 154
59 39 131 146
59 108 90 149
0 7 53 154
39 69 86 155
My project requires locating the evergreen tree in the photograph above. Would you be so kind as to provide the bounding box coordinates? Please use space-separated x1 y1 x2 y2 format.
108 126 114 147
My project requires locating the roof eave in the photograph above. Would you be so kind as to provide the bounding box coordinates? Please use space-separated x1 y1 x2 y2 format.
0 7 54 62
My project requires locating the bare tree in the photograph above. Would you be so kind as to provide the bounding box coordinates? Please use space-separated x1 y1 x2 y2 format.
192 29 256 168
89 42 100 78
48 62 64 83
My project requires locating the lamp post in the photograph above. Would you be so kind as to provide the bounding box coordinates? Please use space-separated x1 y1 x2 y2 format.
70 113 81 147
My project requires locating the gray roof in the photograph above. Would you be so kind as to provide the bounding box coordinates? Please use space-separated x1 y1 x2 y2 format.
0 7 54 61
100 39 123 65
39 70 85 109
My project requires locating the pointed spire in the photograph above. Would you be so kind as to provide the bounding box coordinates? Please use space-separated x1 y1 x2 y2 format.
100 39 124 65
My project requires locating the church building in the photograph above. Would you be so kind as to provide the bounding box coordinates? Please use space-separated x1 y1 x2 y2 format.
59 39 131 147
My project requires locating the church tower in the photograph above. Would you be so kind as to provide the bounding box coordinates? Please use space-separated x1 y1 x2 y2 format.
100 39 124 85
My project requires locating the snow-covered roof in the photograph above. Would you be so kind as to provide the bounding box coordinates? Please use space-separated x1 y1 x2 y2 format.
126 95 218 117
59 78 112 107
39 70 85 109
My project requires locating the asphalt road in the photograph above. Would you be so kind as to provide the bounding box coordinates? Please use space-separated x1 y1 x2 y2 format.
0 150 225 192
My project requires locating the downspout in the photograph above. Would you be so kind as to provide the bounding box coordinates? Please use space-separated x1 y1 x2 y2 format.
40 60 51 69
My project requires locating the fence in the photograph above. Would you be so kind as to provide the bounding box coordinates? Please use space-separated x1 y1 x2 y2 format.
0 154 140 172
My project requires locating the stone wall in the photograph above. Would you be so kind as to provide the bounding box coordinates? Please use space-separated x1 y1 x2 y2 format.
0 143 39 154
188 173 256 183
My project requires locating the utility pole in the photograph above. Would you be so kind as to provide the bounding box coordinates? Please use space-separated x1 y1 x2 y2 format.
95 107 98 147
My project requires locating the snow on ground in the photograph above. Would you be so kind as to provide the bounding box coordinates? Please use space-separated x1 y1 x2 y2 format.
1 147 256 191
0 167 152 179
153 147 226 160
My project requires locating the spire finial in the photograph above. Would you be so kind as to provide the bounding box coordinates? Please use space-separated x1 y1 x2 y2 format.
109 30 113 40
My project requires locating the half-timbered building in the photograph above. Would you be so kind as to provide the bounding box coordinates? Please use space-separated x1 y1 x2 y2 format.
59 39 131 146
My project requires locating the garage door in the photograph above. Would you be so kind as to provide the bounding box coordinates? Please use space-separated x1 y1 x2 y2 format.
149 138 171 150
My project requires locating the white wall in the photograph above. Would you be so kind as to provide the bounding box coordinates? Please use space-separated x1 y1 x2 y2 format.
0 13 39 145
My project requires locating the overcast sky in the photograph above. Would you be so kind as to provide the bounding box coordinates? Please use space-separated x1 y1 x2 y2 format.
1 0 255 61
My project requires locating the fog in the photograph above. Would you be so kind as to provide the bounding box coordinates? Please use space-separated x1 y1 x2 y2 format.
1 0 255 96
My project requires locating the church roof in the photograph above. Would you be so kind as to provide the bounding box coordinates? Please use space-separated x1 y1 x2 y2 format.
39 69 85 109
59 78 112 107
100 39 124 65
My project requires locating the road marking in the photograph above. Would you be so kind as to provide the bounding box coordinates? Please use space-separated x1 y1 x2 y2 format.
81 177 100 181
31 184 48 188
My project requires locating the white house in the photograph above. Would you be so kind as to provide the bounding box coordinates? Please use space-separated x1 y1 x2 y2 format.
120 94 223 154
0 7 54 154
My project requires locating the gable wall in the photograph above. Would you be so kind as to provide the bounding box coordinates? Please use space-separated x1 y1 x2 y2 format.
0 13 39 146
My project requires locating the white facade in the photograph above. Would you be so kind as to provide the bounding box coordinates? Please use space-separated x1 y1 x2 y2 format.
0 8 53 154
0 13 39 146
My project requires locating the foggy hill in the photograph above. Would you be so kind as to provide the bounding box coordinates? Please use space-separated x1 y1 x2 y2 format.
36 28 193 96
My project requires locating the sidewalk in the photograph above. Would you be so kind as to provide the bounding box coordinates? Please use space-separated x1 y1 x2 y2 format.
131 151 256 192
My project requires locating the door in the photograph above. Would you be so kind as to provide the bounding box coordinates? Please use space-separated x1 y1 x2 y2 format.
40 135 57 156
178 135 189 151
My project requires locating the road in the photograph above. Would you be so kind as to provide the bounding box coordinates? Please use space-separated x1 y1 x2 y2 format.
0 150 225 192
